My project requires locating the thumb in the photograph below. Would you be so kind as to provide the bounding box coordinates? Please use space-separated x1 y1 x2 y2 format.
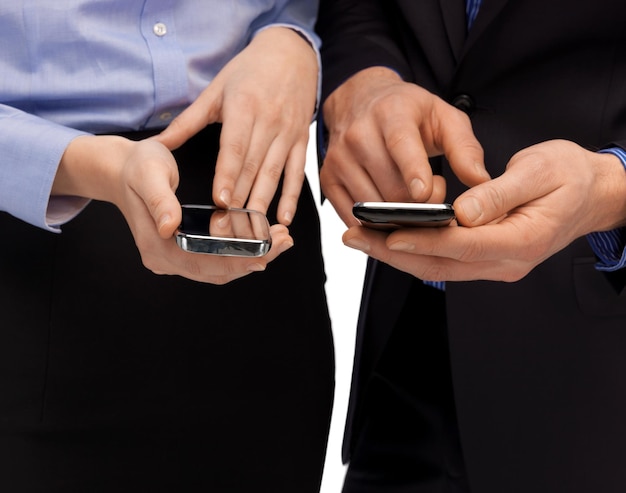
129 157 182 238
454 172 522 227
151 192 182 239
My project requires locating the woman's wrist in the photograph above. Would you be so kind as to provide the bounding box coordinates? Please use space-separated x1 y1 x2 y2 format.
53 134 133 204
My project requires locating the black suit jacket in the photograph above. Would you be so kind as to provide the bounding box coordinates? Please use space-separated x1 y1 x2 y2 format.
317 1 626 491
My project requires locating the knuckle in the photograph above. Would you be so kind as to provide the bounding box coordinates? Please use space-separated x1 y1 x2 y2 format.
144 192 167 212
419 262 449 282
232 91 257 110
374 91 405 112
343 123 370 148
250 196 271 214
229 195 247 208
241 159 260 178
480 185 509 215
181 257 202 278
385 129 412 152
226 140 247 160
456 237 484 263
384 184 411 202
262 160 285 182
264 109 285 129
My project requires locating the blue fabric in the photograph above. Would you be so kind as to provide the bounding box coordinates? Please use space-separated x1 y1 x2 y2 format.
465 0 482 30
0 0 320 231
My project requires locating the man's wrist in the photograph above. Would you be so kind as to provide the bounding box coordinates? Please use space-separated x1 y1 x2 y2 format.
598 146 626 228
586 146 626 271
598 146 626 168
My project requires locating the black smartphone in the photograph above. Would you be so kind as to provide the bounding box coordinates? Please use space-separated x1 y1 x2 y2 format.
352 201 455 230
176 205 271 257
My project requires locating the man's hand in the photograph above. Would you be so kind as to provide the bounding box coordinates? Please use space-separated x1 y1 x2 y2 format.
321 66 490 226
155 26 319 225
342 140 626 282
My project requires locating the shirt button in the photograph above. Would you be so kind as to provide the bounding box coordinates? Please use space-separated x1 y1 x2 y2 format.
153 22 168 37
159 112 172 121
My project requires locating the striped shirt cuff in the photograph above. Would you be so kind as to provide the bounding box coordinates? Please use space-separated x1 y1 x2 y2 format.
586 147 626 272
424 280 446 290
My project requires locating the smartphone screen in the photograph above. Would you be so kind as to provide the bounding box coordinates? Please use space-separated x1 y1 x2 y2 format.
176 205 271 257
353 202 455 229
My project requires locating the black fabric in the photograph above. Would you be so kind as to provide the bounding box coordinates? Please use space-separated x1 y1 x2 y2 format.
343 282 469 493
0 125 334 492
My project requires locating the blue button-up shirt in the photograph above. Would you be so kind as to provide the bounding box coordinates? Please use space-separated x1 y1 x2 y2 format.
0 0 320 231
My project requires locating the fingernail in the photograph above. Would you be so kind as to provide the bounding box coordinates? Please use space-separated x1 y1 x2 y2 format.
410 178 426 199
219 189 231 206
344 238 370 252
282 211 293 225
248 263 266 272
388 241 414 252
459 196 483 223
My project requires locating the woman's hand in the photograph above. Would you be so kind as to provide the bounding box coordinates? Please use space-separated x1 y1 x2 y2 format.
155 27 319 226
53 135 294 284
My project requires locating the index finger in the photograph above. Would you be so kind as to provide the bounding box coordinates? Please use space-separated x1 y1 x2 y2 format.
434 101 489 188
379 104 433 202
344 219 543 282
385 218 544 268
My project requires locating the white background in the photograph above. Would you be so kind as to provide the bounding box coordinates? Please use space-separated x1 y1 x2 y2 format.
304 124 367 493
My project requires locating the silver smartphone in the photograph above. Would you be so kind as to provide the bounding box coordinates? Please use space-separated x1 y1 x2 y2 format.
353 201 455 230
176 205 271 257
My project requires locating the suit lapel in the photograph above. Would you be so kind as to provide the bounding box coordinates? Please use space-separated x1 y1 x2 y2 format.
425 0 510 63
439 0 468 62
399 0 465 83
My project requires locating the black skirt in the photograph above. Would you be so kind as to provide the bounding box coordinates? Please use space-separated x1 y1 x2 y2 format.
0 125 335 493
